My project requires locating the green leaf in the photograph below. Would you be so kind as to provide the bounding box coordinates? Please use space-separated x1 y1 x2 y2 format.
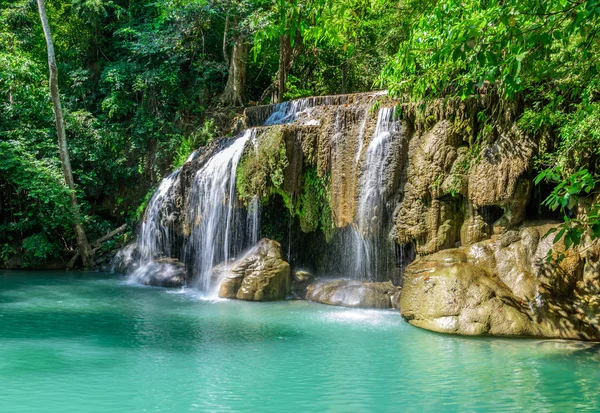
554 228 566 244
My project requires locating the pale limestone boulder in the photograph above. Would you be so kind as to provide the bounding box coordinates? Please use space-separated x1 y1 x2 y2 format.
217 239 291 301
400 223 600 341
306 279 400 309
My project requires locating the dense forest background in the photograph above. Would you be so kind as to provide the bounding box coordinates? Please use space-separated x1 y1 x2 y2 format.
1 0 599 267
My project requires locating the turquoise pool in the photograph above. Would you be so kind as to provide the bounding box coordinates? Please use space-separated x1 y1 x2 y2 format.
0 271 598 412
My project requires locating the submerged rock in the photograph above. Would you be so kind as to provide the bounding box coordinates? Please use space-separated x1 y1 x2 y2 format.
217 239 291 301
400 223 600 340
306 279 400 309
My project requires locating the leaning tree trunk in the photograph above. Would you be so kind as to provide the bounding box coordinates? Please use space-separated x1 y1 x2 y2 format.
219 36 248 107
272 34 291 104
37 0 93 268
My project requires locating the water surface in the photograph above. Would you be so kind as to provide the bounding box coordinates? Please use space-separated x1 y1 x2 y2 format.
1 271 599 412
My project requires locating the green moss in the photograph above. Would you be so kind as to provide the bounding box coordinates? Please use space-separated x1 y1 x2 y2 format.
236 127 290 204
297 168 334 240
236 129 334 241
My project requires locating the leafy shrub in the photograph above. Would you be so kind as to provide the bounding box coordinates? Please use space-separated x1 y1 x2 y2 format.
22 233 61 265
172 119 218 169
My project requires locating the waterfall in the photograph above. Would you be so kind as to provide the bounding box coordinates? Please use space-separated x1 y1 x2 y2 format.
258 90 388 126
127 92 404 291
354 111 369 166
186 150 199 163
184 130 252 296
353 107 399 280
137 170 180 261
128 170 180 283
247 196 261 246
264 98 315 125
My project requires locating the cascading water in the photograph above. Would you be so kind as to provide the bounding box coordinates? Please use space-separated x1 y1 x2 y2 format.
264 99 315 125
354 111 369 166
138 171 180 261
246 196 260 246
352 107 399 280
262 91 386 126
127 92 404 292
128 170 180 283
184 130 252 296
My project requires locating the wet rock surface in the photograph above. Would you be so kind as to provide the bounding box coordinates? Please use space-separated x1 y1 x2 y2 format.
217 239 291 301
291 270 315 299
111 243 140 274
400 223 600 340
130 258 187 288
306 279 401 309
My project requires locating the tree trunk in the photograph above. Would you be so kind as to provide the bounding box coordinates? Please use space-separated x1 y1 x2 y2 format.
222 16 230 68
219 35 248 107
272 34 291 104
37 0 93 268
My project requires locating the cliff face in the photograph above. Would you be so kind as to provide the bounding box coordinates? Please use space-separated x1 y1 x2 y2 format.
237 93 538 268
129 91 600 340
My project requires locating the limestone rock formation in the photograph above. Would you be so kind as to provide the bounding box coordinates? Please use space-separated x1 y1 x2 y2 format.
218 238 291 301
393 119 466 254
400 223 600 340
306 279 400 309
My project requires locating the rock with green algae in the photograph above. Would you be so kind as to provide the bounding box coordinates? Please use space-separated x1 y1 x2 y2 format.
306 278 400 309
400 223 600 341
217 238 291 301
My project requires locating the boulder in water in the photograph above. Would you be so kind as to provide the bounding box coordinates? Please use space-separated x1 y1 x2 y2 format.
291 270 315 299
130 258 187 288
217 239 291 301
400 250 540 337
111 243 140 274
400 224 600 340
306 279 400 309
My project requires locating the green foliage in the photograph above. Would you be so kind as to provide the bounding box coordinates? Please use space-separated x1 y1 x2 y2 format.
0 141 74 264
252 0 327 60
381 0 600 100
532 102 600 252
0 0 234 263
283 75 313 100
0 244 16 263
4 0 600 264
172 119 218 169
22 233 61 265
536 169 597 213
536 169 600 260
